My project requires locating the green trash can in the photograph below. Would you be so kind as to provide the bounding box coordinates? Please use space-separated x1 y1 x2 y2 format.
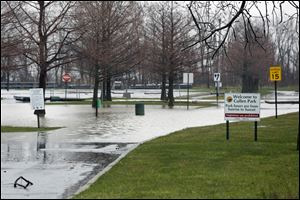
96 99 102 108
135 103 144 115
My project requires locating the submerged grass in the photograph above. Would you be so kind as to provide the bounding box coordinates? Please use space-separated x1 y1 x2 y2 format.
46 100 215 107
74 112 299 199
1 126 63 132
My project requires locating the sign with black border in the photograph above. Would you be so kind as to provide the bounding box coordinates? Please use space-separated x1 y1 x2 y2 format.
224 93 260 121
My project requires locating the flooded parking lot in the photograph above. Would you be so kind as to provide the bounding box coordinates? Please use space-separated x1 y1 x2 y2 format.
1 89 299 199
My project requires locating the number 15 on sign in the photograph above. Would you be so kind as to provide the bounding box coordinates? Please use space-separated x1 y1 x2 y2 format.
270 66 281 81
270 65 281 119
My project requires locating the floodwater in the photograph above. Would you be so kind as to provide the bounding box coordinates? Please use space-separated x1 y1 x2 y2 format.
1 89 299 199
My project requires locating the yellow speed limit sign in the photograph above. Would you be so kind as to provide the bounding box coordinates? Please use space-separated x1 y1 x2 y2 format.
270 66 282 81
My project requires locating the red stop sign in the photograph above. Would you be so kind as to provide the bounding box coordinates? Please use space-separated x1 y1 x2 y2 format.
62 73 71 82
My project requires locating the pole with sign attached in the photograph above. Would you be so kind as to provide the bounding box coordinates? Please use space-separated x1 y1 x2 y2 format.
62 73 71 99
214 73 221 106
183 73 193 110
270 66 282 119
30 88 45 128
224 93 261 141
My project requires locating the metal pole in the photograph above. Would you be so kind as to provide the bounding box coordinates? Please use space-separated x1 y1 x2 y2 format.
101 81 104 103
254 121 257 141
215 82 219 106
226 120 229 140
187 74 189 110
297 122 299 151
78 80 80 99
217 82 219 106
65 82 67 99
96 105 98 117
215 83 217 104
37 114 40 128
275 81 278 118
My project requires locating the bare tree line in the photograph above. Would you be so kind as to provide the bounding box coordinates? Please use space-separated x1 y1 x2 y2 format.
145 1 199 106
187 1 299 90
72 1 143 106
1 1 299 110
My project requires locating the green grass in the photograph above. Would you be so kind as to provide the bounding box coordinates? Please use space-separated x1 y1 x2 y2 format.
1 126 63 132
106 100 214 107
74 112 299 199
191 85 299 97
46 100 92 105
112 98 159 101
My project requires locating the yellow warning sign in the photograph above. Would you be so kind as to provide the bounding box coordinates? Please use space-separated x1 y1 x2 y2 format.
270 66 281 81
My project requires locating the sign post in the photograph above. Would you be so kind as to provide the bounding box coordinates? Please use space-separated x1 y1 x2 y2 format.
214 73 221 106
95 99 102 117
30 88 45 128
183 73 193 110
270 66 282 119
297 122 299 151
224 93 261 141
62 73 71 99
226 120 229 140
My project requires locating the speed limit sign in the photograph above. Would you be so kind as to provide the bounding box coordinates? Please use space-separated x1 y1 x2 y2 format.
270 66 281 81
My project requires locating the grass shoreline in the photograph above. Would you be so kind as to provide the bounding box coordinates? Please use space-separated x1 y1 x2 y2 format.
1 126 63 132
74 112 299 199
46 100 215 107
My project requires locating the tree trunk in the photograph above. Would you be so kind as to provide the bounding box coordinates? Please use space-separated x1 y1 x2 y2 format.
106 74 112 101
6 70 10 91
102 77 107 100
168 71 174 107
206 68 210 88
39 67 47 98
92 66 100 107
160 72 167 100
241 71 259 93
38 1 47 98
55 67 59 87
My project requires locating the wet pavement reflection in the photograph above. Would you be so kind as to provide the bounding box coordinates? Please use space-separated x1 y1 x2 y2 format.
1 130 137 199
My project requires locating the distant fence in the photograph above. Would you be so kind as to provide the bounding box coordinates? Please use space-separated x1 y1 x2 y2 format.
1 82 57 89
1 82 191 90
1 82 93 89
129 83 192 90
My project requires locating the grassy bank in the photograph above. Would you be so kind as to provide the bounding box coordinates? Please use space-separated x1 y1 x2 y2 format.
1 126 63 132
74 112 299 199
191 85 299 92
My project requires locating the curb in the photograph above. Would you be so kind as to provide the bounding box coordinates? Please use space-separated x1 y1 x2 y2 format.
68 143 140 199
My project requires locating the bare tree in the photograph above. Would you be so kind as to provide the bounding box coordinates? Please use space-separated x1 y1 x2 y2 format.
6 1 79 100
274 19 299 86
1 1 29 90
145 2 169 100
187 1 299 57
224 21 275 92
74 1 143 106
145 1 199 107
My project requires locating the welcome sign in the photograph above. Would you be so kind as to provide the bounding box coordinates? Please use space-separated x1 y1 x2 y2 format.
224 93 260 121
